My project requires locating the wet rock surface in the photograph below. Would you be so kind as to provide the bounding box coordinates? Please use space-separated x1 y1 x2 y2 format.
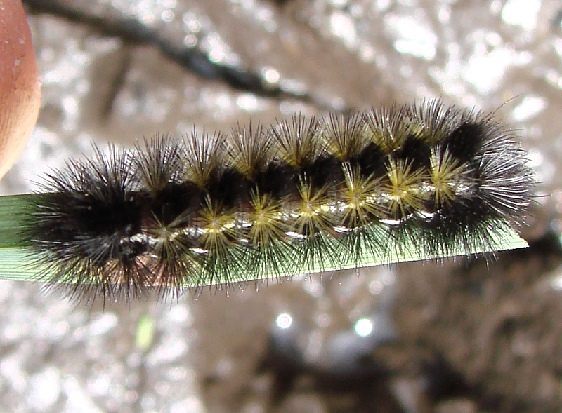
0 1 561 412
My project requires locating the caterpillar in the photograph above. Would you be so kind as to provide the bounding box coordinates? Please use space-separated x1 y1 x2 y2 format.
19 100 533 303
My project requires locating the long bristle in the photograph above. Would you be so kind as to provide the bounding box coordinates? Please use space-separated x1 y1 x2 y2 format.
183 130 224 188
270 114 322 167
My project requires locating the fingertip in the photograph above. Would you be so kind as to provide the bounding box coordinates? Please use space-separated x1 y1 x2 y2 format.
0 0 41 179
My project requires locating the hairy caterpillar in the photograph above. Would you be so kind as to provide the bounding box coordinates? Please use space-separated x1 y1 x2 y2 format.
20 100 533 302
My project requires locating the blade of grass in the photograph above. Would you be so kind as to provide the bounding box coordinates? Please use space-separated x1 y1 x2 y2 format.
0 194 528 287
0 194 34 248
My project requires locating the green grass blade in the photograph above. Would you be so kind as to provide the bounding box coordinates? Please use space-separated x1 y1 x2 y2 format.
0 194 528 287
0 194 34 248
